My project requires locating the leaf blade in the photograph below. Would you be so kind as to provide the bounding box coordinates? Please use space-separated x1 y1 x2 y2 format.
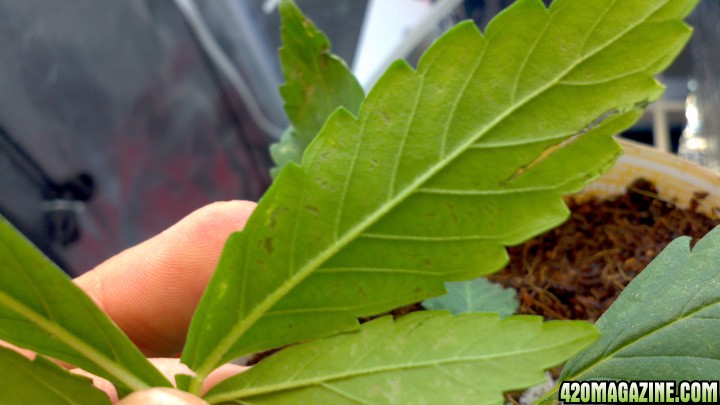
558 226 720 382
0 346 111 405
269 0 365 174
0 216 170 392
422 279 519 317
183 0 696 388
204 312 598 404
278 0 364 146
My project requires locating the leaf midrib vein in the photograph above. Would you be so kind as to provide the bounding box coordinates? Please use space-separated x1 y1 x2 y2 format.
1 241 55 324
0 290 148 391
206 335 591 403
565 297 720 380
612 354 720 362
197 2 662 383
0 236 151 389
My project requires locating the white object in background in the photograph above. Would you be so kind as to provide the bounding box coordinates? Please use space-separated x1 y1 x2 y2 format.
585 140 720 216
262 0 281 14
679 83 720 172
678 1 720 173
648 97 684 153
352 0 433 87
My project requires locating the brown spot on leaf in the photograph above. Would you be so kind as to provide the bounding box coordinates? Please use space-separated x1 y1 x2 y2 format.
305 205 320 216
263 237 274 255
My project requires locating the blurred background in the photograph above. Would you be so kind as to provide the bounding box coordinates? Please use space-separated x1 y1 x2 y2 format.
0 0 717 276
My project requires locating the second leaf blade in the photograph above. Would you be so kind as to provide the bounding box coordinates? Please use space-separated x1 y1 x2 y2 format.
0 346 111 405
0 217 170 393
204 312 598 404
559 226 720 382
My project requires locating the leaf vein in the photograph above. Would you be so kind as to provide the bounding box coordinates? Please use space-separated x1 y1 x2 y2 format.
560 68 646 86
319 382 372 404
0 291 148 390
219 336 590 400
567 297 720 380
580 0 619 56
439 42 487 158
416 186 557 196
360 233 501 241
388 72 424 197
317 267 438 276
510 12 553 103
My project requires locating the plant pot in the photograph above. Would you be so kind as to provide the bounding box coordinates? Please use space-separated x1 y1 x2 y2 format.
581 139 720 217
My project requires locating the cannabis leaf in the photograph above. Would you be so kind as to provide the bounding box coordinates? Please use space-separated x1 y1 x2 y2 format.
422 279 518 318
182 0 695 391
204 312 598 404
0 216 171 393
555 226 720 385
0 346 111 404
269 0 364 175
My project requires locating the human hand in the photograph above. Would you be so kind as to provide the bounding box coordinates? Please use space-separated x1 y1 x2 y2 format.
117 388 209 405
74 200 256 403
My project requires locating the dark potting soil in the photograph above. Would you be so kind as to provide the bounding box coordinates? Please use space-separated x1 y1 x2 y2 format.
247 178 719 366
488 178 719 322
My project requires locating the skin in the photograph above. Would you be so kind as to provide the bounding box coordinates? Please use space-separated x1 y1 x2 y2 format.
72 200 257 403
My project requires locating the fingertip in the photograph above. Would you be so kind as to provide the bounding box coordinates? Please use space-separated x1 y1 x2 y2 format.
203 363 249 393
170 200 256 244
117 388 208 405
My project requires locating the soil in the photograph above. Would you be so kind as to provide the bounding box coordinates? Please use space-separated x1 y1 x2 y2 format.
488 178 719 322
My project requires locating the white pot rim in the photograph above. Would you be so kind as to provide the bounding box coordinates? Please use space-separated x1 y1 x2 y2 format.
579 139 720 219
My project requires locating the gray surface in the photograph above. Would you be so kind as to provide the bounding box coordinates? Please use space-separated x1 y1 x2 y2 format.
0 0 275 274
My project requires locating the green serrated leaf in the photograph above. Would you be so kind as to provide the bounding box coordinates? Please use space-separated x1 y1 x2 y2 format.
0 216 171 392
204 311 598 405
182 0 695 392
422 279 519 318
554 226 720 384
0 346 111 405
270 0 365 175
278 0 364 145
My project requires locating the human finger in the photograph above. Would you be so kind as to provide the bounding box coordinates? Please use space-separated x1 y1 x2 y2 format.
73 358 247 402
74 201 256 357
116 388 208 405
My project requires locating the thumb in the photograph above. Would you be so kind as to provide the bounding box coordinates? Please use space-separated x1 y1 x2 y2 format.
75 200 256 356
117 388 208 405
